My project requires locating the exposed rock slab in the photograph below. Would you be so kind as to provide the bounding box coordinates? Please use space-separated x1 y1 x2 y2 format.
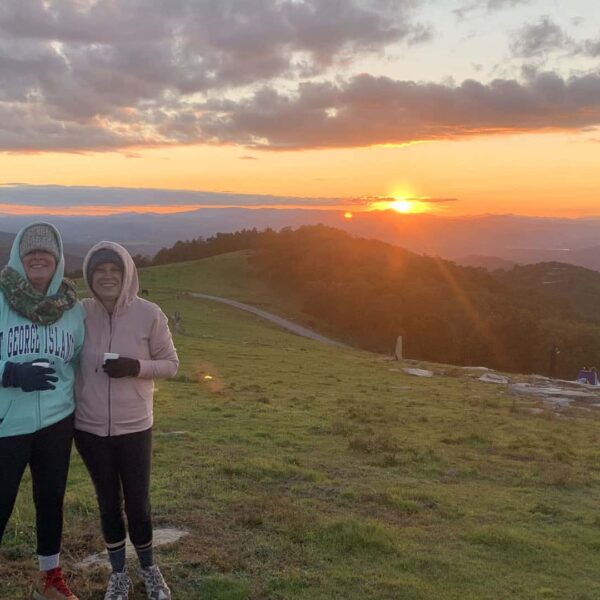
479 373 510 384
509 383 595 399
403 368 434 378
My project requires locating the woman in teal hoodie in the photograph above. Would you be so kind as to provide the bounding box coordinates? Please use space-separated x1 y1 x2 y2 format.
0 223 84 600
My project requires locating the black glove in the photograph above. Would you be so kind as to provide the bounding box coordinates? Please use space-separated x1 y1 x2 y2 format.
103 357 140 378
2 361 58 392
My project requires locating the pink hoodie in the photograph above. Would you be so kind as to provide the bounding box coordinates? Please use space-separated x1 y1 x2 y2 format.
75 242 179 436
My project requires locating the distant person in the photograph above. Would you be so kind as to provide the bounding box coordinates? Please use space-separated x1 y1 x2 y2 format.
171 310 182 333
0 223 84 600
548 344 560 378
577 367 590 384
582 367 596 385
74 242 179 600
590 367 599 386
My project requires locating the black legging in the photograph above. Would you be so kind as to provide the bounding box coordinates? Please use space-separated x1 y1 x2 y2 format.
0 414 74 556
74 427 153 546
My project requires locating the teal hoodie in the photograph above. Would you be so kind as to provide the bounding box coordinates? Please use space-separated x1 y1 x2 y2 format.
0 223 85 437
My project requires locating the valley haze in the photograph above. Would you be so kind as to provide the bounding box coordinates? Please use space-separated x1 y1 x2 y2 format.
2 198 600 272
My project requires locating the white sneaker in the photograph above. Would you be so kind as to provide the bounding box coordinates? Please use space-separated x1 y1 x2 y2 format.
139 565 171 600
103 570 131 600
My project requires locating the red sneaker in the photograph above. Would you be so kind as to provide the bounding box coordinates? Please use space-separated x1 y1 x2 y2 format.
31 567 79 600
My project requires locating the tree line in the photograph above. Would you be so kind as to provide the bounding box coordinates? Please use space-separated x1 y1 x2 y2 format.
152 229 273 265
249 226 600 378
135 226 600 377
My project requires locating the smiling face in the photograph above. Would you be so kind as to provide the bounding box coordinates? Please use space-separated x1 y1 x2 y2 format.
91 262 124 311
22 250 57 294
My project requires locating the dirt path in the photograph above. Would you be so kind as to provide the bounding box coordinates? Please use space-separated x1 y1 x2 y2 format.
189 292 347 347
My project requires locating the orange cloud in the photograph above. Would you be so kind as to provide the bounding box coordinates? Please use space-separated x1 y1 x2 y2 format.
0 203 203 216
201 72 600 150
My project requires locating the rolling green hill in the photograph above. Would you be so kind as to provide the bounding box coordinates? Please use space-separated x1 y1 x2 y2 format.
142 227 600 379
3 262 600 599
139 250 276 304
137 249 323 330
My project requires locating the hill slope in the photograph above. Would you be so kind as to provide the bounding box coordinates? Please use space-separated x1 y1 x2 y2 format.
142 227 600 379
137 249 314 326
4 271 599 599
497 261 600 324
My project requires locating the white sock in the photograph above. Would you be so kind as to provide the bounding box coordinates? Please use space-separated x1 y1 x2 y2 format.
38 553 60 571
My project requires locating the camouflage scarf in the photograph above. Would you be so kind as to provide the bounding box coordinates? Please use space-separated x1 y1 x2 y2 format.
0 266 78 325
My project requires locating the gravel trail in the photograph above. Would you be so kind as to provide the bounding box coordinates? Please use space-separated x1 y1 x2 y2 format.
189 292 346 347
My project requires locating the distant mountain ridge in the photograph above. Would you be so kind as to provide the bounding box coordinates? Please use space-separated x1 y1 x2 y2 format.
501 245 600 272
457 247 600 274
455 255 517 271
2 211 600 272
496 261 600 325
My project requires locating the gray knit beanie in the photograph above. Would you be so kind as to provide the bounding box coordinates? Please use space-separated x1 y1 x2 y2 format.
86 248 124 283
19 224 60 261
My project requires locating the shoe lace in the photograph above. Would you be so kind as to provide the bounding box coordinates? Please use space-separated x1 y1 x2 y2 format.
45 568 73 596
108 572 130 594
143 566 166 588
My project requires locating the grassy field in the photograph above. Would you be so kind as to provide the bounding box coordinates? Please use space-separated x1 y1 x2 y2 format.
139 251 287 307
2 253 600 599
135 251 327 330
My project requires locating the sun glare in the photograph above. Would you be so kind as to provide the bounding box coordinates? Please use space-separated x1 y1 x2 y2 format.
368 196 431 214
390 199 414 213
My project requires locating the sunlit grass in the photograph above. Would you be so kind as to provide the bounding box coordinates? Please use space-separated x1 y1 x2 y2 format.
1 254 600 599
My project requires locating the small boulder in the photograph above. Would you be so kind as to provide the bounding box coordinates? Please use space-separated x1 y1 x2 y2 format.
479 372 510 384
403 368 434 378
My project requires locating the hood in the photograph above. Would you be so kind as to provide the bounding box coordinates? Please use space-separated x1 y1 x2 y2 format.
83 241 139 314
8 222 65 296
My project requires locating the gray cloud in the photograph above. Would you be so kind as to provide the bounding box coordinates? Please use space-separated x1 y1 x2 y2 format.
197 71 600 149
486 0 530 9
0 0 428 151
0 1 597 153
0 102 145 151
510 16 600 60
510 16 573 58
0 0 418 101
454 0 530 20
582 37 600 57
3 68 600 152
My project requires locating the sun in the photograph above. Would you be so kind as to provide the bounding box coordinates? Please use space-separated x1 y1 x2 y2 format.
389 199 414 213
365 193 432 214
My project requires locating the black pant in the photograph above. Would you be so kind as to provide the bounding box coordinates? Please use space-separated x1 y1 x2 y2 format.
74 428 153 547
0 415 74 556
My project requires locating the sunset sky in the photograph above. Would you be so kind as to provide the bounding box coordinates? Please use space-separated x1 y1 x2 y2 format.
0 0 599 217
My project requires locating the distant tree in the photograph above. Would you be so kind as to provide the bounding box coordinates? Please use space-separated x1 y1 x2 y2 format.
132 254 152 268
152 228 268 265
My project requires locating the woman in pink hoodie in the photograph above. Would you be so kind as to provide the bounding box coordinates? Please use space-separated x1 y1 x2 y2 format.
74 242 179 600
